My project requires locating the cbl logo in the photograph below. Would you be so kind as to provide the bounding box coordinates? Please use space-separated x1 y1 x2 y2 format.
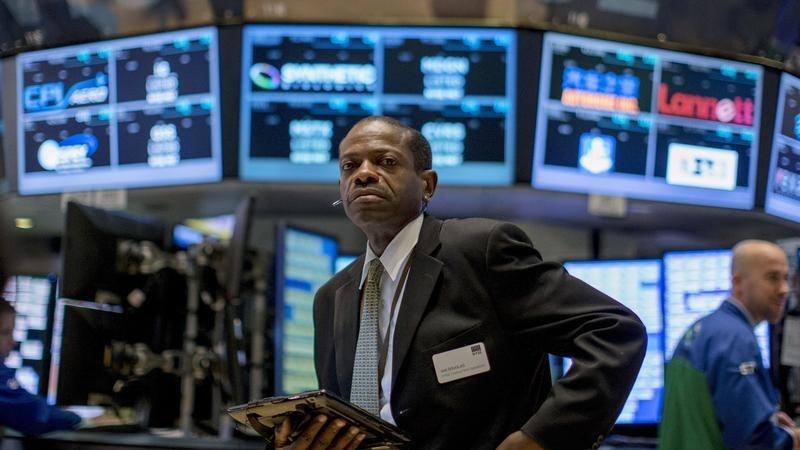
249 63 281 90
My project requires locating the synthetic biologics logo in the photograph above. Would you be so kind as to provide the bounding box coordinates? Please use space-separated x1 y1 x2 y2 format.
37 133 98 172
250 63 281 90
658 84 754 126
251 61 376 92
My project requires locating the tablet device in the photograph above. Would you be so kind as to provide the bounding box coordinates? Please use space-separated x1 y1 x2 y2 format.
226 389 411 448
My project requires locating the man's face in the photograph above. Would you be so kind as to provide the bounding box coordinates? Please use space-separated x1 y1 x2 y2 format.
738 249 790 324
0 312 15 361
338 120 432 233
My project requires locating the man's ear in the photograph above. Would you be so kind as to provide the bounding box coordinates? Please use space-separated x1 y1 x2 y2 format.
422 170 438 200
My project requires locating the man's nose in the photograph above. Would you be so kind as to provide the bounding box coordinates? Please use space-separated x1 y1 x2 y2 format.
354 161 378 184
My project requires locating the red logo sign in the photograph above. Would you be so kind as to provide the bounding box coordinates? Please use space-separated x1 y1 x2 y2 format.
658 84 754 126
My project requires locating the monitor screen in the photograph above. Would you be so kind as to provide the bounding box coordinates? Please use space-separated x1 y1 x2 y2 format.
240 24 516 185
274 226 338 395
663 249 770 366
15 27 222 195
532 32 762 209
3 275 55 395
765 72 800 222
46 299 126 405
335 254 358 273
60 201 167 302
563 259 663 424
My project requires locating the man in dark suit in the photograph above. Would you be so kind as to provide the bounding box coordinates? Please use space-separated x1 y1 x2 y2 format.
277 116 647 449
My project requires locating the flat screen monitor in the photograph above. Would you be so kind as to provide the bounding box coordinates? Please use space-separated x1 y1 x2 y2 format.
15 26 222 195
3 275 55 395
663 249 770 366
60 201 167 302
274 225 338 395
563 259 663 424
46 299 126 406
765 72 800 222
532 32 762 209
335 254 358 273
240 24 516 185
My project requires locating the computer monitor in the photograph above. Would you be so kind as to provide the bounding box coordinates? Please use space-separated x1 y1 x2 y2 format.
239 24 517 186
171 213 235 249
60 201 167 303
563 259 663 424
274 225 338 395
15 26 222 195
532 32 763 209
663 249 770 366
46 299 127 406
335 254 359 273
765 72 800 222
3 274 56 395
221 195 255 404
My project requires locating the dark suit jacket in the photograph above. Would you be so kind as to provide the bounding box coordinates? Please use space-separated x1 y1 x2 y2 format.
314 215 646 450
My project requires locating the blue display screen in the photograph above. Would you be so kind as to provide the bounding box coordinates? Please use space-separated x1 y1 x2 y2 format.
663 249 770 366
564 259 663 424
3 275 54 396
16 27 222 195
765 72 800 222
274 226 339 395
532 32 762 209
240 24 516 185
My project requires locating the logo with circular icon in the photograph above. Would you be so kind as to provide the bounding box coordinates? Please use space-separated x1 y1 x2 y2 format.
250 63 281 90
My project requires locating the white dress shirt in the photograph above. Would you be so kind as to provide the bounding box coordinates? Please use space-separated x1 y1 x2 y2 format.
358 213 423 425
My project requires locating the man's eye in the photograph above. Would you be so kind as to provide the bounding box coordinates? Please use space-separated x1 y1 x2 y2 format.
341 162 354 171
381 158 397 166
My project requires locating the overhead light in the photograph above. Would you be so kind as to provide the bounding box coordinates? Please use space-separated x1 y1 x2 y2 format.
15 217 34 229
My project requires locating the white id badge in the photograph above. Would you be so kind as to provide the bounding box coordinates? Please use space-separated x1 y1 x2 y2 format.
432 342 491 384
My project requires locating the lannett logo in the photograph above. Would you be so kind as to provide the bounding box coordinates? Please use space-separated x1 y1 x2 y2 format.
658 84 754 126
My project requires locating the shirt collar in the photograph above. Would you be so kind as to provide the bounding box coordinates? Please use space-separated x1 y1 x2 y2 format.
727 297 759 327
359 214 424 288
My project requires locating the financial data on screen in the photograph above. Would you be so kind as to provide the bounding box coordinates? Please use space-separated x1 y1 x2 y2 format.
275 227 338 394
765 72 800 222
663 249 770 366
240 24 516 185
533 32 762 209
16 27 222 194
3 275 53 395
564 259 663 424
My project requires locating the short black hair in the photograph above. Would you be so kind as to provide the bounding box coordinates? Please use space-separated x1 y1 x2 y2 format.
355 116 432 172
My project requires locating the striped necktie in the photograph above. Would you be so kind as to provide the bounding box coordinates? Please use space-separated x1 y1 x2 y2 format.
349 258 384 415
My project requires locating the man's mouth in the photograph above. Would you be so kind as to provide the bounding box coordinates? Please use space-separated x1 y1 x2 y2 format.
350 189 385 202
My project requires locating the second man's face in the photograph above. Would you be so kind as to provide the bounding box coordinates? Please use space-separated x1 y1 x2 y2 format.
338 120 429 233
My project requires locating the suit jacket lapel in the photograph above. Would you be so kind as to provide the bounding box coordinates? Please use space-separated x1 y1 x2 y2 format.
391 215 443 383
333 256 363 398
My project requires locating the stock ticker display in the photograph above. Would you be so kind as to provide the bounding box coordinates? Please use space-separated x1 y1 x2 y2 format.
766 73 800 222
16 27 222 195
563 259 663 424
275 226 338 395
533 32 762 209
662 249 770 366
3 275 53 396
239 25 516 185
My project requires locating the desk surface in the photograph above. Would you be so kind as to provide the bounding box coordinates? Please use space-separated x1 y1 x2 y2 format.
2 430 265 450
